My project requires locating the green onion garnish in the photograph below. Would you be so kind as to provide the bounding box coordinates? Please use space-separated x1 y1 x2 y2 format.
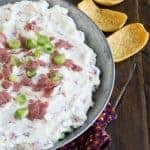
44 43 55 54
8 39 21 49
26 70 37 78
33 49 43 58
9 75 17 82
58 132 66 141
37 33 50 46
14 108 29 120
53 54 66 65
25 38 37 49
10 56 21 67
49 71 63 82
16 94 28 105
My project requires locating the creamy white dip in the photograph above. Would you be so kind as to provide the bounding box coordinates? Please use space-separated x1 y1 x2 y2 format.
0 1 100 149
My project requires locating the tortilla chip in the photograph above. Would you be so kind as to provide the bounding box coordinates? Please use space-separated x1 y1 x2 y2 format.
78 0 127 32
94 0 124 6
107 23 149 62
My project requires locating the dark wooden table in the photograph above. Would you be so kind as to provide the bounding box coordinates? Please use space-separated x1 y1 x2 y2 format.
72 0 150 150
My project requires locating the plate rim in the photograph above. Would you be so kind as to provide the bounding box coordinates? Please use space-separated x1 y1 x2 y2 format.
50 0 115 149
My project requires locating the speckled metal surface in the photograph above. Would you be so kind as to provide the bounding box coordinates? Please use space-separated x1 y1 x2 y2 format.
0 0 115 149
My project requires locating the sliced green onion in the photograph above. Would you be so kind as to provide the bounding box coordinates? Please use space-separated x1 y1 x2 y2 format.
14 108 29 120
8 39 21 49
16 94 28 105
33 49 43 58
37 33 50 46
22 56 31 64
58 132 66 141
49 71 63 82
53 54 66 65
26 70 37 78
10 56 21 67
44 43 55 54
9 75 17 82
58 131 70 141
25 38 37 49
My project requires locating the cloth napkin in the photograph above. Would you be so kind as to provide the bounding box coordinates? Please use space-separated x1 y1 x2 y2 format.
60 103 117 150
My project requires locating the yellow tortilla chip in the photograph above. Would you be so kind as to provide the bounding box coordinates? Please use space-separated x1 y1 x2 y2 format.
94 0 124 6
78 0 127 32
107 23 149 62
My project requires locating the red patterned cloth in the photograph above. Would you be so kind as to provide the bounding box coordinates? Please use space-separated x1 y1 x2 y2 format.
60 103 117 150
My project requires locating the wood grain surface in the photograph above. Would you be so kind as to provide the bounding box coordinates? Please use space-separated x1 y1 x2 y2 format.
107 0 150 149
72 0 150 150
